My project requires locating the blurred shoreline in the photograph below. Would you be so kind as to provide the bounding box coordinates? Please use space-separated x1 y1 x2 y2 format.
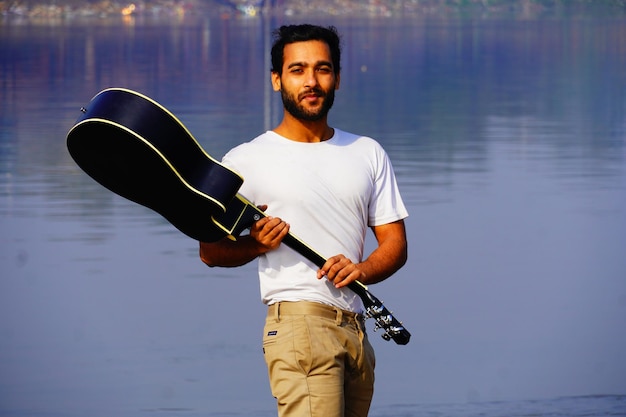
2 0 625 21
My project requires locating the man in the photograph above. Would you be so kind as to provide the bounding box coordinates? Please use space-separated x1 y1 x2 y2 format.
199 24 408 417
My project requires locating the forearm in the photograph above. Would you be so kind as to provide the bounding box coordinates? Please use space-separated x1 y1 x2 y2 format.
199 214 290 268
320 220 407 288
357 235 407 285
199 235 267 268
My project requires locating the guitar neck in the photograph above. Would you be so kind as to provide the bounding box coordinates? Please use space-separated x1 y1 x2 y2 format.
279 234 371 297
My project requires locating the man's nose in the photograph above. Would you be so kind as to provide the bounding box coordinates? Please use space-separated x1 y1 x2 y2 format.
304 70 318 88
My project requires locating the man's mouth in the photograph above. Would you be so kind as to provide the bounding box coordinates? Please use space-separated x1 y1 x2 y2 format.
300 90 324 101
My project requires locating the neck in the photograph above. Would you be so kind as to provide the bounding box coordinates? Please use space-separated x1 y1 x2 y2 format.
273 114 334 143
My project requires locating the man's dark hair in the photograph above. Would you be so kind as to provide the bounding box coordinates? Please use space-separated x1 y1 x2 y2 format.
270 24 341 76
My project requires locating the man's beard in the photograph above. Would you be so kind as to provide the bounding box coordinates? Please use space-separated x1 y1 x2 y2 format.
281 87 335 122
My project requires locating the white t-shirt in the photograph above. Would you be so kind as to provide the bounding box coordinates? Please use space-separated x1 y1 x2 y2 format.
222 129 408 313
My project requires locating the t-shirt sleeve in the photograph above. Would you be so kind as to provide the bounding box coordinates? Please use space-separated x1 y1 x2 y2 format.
368 146 409 226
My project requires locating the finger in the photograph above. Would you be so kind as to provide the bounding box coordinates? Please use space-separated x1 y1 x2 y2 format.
259 221 289 249
333 270 360 288
329 263 352 283
318 256 339 279
333 264 366 288
328 259 351 279
265 220 287 238
277 222 290 238
320 255 350 280
252 216 272 230
254 217 278 237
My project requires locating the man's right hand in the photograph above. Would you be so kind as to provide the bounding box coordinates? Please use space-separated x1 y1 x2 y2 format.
199 204 289 267
250 209 290 254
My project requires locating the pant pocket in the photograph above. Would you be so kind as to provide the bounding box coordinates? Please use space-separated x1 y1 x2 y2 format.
262 316 311 373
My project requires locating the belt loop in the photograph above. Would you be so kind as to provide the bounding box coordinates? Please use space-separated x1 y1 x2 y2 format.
334 307 343 326
275 302 281 323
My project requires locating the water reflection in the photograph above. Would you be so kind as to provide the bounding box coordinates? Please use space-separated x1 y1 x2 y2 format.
347 19 625 181
2 16 624 198
1 13 625 416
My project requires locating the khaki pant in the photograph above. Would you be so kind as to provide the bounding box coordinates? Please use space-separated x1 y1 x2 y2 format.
263 301 376 417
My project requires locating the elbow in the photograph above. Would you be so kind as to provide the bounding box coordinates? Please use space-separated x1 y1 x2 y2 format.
398 245 408 270
400 251 408 269
199 242 219 267
396 239 408 270
200 254 217 268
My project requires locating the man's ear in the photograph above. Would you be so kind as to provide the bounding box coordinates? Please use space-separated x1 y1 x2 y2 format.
271 71 281 92
335 72 341 90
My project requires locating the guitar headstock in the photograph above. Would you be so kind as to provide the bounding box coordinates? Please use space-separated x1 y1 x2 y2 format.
364 300 411 345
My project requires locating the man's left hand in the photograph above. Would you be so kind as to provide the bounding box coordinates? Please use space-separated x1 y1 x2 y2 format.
317 255 366 288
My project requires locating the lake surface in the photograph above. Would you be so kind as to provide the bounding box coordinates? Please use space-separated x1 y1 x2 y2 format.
1 10 625 417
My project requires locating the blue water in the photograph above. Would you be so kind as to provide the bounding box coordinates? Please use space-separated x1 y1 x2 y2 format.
1 9 626 417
